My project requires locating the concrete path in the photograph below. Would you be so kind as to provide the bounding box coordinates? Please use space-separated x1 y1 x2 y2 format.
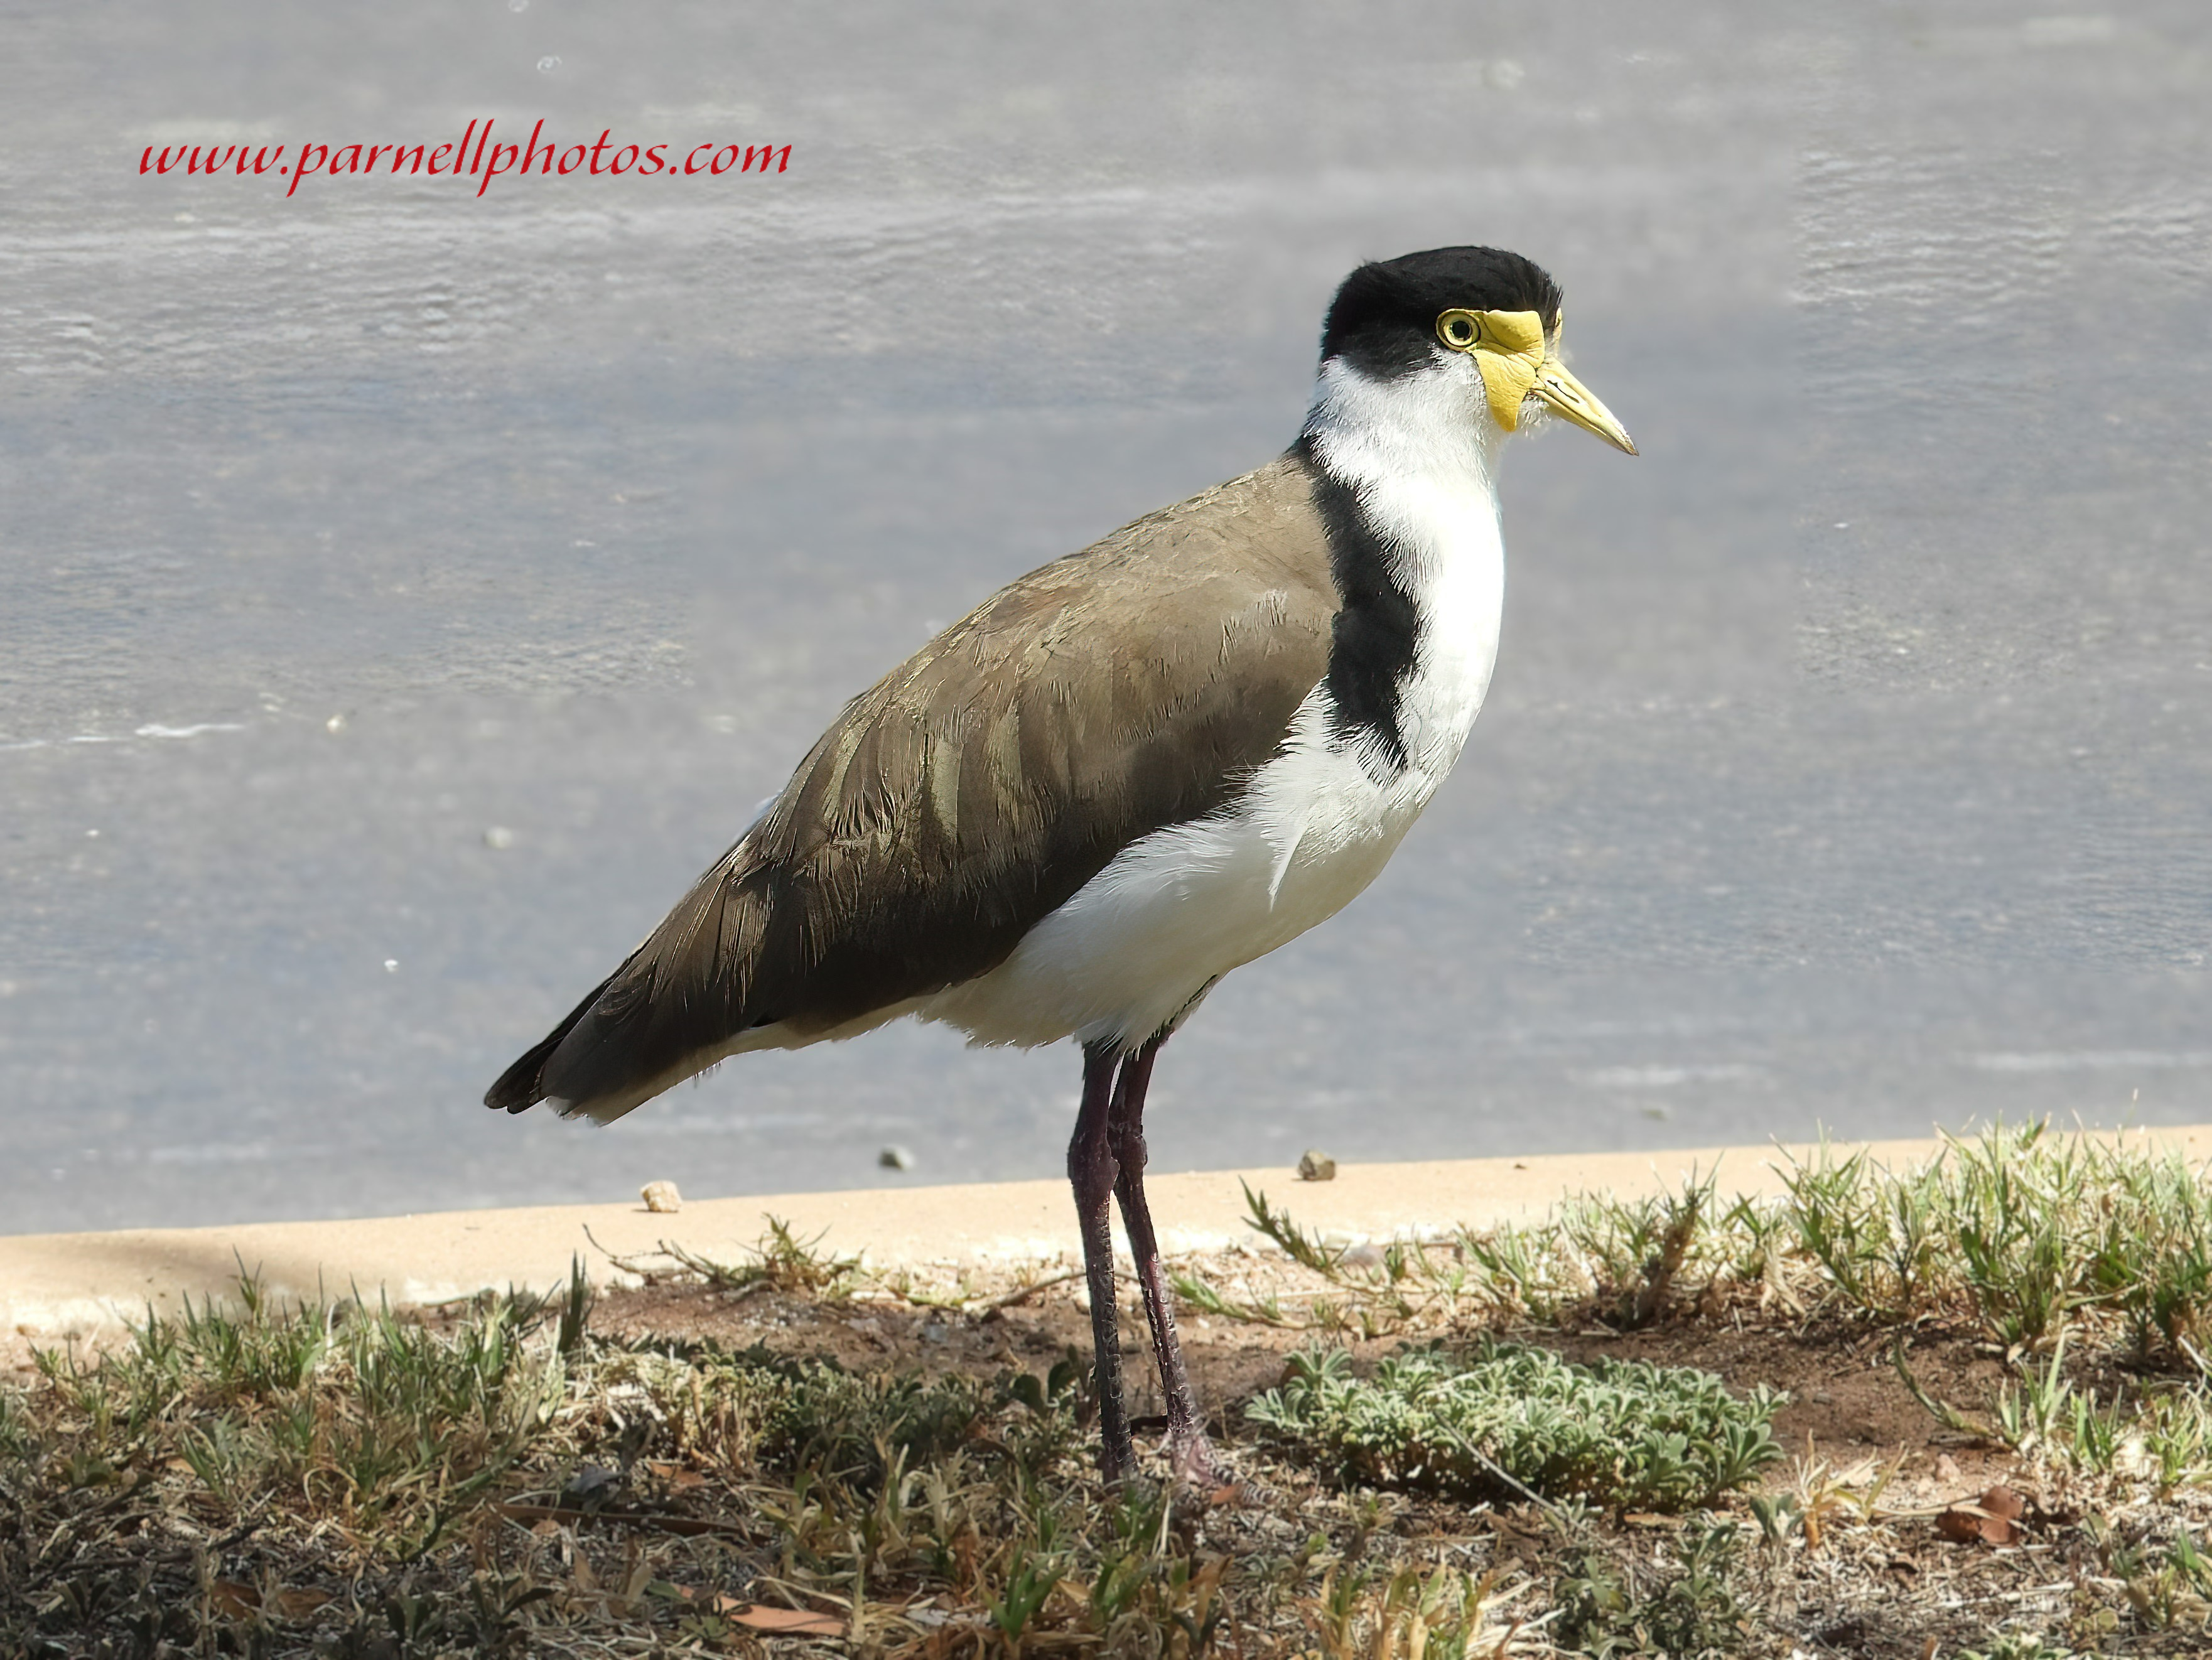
8 1128 2208 1357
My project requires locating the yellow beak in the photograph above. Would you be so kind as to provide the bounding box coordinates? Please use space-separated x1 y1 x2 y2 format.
1532 357 1637 455
1450 308 1637 456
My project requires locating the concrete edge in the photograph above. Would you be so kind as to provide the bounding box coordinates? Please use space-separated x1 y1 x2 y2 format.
8 1126 2209 1355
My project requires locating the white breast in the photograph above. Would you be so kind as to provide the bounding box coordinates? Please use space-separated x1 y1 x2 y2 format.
920 355 1509 1053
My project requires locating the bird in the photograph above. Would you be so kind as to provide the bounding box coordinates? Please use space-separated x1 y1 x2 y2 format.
486 245 1635 1485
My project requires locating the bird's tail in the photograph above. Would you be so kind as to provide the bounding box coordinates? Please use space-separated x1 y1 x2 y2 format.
482 969 618 1115
482 834 770 1122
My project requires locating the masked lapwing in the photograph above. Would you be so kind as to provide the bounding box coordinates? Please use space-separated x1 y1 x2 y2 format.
487 245 1636 1484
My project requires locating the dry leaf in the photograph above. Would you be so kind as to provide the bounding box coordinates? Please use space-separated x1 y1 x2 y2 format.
1936 1484 2026 1546
723 1602 844 1636
205 1579 330 1627
1934 1508 1978 1543
208 1581 258 1619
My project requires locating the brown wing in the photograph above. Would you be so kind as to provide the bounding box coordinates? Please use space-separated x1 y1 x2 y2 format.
487 456 1336 1122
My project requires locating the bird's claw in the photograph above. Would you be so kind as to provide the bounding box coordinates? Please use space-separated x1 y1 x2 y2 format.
1167 1430 1237 1495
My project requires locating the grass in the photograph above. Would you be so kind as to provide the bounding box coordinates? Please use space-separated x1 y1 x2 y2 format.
8 1120 2212 1655
1184 1121 2212 1361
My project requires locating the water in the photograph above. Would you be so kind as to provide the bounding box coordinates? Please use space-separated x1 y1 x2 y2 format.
4 3 2209 1233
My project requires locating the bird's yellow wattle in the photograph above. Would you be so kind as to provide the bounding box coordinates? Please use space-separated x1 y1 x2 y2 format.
1462 308 1548 431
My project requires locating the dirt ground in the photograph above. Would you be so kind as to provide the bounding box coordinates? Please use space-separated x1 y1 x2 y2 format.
17 1227 2212 1657
564 1261 2194 1657
590 1266 2017 1496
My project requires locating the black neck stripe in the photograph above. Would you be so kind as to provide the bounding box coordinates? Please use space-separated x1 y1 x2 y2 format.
1292 435 1417 772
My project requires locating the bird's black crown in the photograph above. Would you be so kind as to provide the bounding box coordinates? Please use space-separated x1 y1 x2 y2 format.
1318 246 1564 382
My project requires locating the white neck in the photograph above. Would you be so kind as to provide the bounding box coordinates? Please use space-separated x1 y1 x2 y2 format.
1302 355 1513 774
1302 353 1506 513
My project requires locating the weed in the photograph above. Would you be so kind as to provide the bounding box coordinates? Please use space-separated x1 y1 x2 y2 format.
1956 1634 2083 1660
1987 1325 2077 1454
596 1216 860 1302
691 1351 1000 1490
1172 1269 1297 1328
1301 1561 1511 1660
1556 1169 1718 1329
1246 1343 1783 1511
983 1514 1062 1642
1553 1522 1755 1658
2136 1381 2212 1490
1243 1181 1349 1276
1754 1448 1906 1550
1457 1222 1577 1321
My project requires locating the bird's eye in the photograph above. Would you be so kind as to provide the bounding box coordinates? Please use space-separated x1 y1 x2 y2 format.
1437 310 1481 350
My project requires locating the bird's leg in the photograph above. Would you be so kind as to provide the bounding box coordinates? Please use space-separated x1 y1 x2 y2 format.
1069 1040 1135 1484
1108 1035 1229 1489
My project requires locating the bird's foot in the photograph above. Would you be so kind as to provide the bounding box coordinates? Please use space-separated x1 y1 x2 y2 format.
1166 1429 1241 1497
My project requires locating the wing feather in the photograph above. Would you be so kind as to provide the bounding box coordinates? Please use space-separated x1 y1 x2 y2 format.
486 456 1335 1120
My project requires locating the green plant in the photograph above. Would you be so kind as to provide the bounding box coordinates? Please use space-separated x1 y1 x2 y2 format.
731 1354 994 1489
1553 1523 1754 1657
1993 1326 2078 1454
1170 1270 1296 1327
1243 1181 1349 1276
1946 1123 2079 1350
1247 1343 1783 1512
2138 1382 2212 1490
1560 1169 1717 1329
1956 1634 2082 1660
1457 1221 1577 1320
1301 1561 1504 1660
985 1507 1066 1643
600 1217 860 1302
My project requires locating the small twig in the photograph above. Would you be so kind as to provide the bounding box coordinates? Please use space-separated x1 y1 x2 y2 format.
979 1269 1081 1313
1440 1428 1565 1521
581 1223 664 1282
494 1501 747 1538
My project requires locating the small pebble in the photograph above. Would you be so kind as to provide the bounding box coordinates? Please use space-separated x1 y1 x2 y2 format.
880 1145 915 1172
640 1180 682 1213
1297 1148 1337 1182
483 826 515 850
1339 1241 1385 1271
